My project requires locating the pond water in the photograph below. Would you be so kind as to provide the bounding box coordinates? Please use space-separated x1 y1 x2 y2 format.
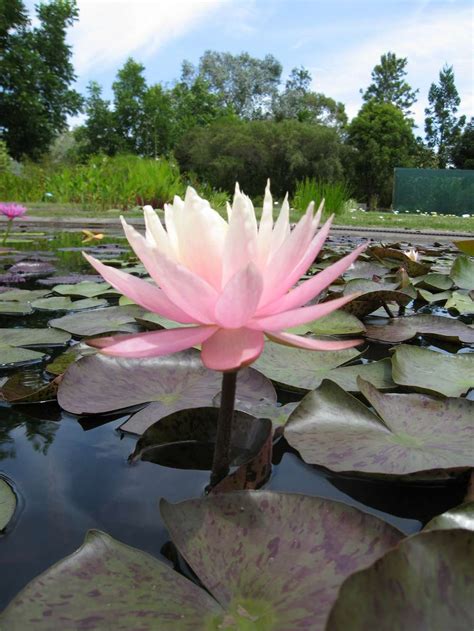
0 226 472 611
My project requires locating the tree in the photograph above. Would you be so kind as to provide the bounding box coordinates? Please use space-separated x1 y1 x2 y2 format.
0 0 82 159
347 101 417 207
185 51 282 118
74 82 120 158
424 65 466 168
112 58 147 153
140 84 175 157
452 118 474 169
273 67 347 129
361 52 418 116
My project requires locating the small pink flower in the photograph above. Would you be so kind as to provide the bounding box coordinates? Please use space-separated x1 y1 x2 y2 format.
85 183 365 371
0 203 28 219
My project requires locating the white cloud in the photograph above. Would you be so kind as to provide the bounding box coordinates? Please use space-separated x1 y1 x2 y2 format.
69 0 232 76
313 5 473 127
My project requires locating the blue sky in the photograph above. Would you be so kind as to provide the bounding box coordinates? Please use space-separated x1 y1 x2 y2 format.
27 0 473 130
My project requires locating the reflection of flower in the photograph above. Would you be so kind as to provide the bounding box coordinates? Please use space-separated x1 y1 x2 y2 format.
85 183 365 371
404 248 419 262
0 202 27 219
82 229 104 243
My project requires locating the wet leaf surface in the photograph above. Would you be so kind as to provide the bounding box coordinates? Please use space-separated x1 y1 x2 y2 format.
365 314 474 344
0 327 71 348
450 255 474 290
52 280 118 297
49 305 144 336
0 345 45 368
284 378 474 474
424 501 474 531
289 309 365 335
0 477 16 531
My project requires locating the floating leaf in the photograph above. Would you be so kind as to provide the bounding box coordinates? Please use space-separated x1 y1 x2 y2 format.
392 345 474 397
58 350 276 435
454 239 474 256
0 301 33 315
284 378 474 474
0 327 71 348
417 288 452 304
327 358 395 391
415 272 453 291
37 274 104 287
289 309 365 335
0 289 50 302
0 344 45 368
326 530 474 631
45 344 96 375
424 501 474 531
0 477 16 531
445 290 474 314
450 255 474 290
342 260 388 279
342 284 411 318
368 246 430 276
136 312 185 330
7 261 55 278
31 296 108 312
52 280 118 298
0 372 61 403
365 314 474 344
49 305 144 337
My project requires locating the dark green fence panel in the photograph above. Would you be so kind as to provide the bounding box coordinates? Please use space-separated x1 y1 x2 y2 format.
393 168 474 216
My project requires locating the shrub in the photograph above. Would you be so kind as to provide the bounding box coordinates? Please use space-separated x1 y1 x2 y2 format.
293 178 351 215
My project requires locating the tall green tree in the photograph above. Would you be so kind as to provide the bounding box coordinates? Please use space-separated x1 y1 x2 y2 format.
184 51 282 118
0 0 82 159
112 58 147 153
347 101 417 207
74 81 120 158
452 118 474 169
273 67 347 129
361 52 418 116
425 65 466 168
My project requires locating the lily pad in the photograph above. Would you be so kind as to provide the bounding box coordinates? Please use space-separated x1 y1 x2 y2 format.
0 328 71 348
0 477 16 531
58 350 276 435
31 296 108 312
445 290 474 314
0 493 401 631
454 239 474 256
391 345 474 397
0 289 50 302
289 309 365 336
417 288 452 304
0 345 45 368
326 530 474 631
37 274 104 287
327 358 395 391
424 501 474 531
284 378 474 474
0 373 61 403
0 301 33 315
365 314 474 344
341 284 411 319
415 272 453 291
253 341 361 391
368 245 430 276
49 305 144 337
450 255 474 290
52 280 118 298
7 261 55 278
45 344 97 375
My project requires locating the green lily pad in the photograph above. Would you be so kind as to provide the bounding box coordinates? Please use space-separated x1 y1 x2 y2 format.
0 289 50 302
0 477 16 531
0 493 401 631
417 288 452 304
31 296 108 312
445 290 474 314
52 280 118 298
0 301 33 315
327 358 395 391
415 273 453 291
454 239 474 256
49 305 144 337
391 345 474 397
326 530 474 631
289 309 365 335
368 246 430 276
365 314 474 344
424 502 474 531
58 350 276 435
450 255 474 290
136 312 185 330
341 282 412 318
0 344 45 368
0 328 71 348
252 341 361 391
45 344 97 375
284 378 474 474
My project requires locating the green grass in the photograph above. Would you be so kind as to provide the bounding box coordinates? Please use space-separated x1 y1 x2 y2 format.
293 178 350 215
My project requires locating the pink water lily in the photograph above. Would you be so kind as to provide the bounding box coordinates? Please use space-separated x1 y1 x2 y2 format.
85 183 365 371
0 203 28 219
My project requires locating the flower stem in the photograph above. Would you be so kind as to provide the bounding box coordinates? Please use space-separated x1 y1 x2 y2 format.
210 370 237 488
1 219 13 246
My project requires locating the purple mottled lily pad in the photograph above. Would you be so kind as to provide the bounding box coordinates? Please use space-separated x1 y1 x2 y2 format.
161 491 402 630
49 305 143 337
424 501 474 531
392 345 474 397
365 314 474 344
37 274 104 287
326 529 474 631
57 349 276 435
7 260 55 278
0 530 222 630
284 378 474 474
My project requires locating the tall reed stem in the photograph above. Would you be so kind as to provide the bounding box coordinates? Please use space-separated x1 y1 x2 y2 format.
210 370 237 488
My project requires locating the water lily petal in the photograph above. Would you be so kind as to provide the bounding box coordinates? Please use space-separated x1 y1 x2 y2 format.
267 330 363 350
249 293 360 331
256 179 274 268
88 326 217 358
214 263 263 328
270 193 290 255
83 253 196 323
143 206 174 259
201 328 265 371
264 243 367 314
222 192 258 286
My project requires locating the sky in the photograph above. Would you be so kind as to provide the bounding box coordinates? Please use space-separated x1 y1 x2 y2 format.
26 0 473 131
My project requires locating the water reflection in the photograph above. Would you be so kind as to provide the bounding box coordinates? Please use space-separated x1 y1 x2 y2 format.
0 406 60 460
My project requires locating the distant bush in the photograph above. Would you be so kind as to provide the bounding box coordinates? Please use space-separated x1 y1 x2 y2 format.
293 178 351 215
175 119 345 198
